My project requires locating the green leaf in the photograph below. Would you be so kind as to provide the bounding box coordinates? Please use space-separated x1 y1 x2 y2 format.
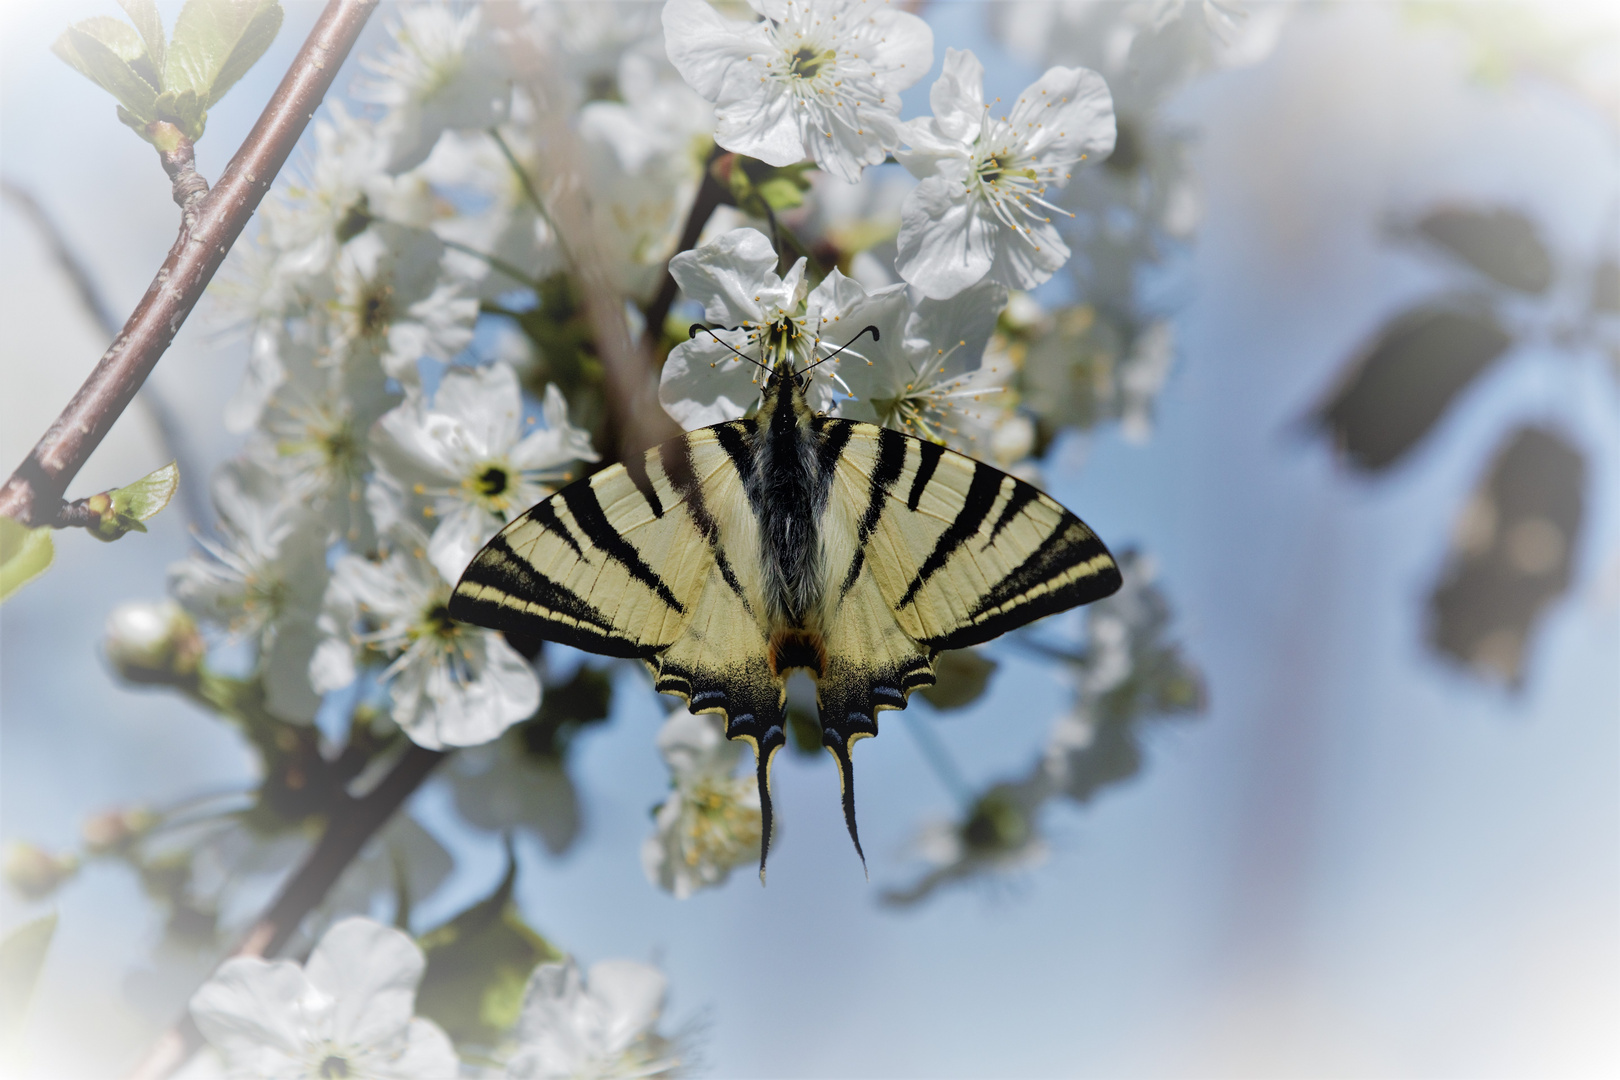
1314 298 1513 471
756 175 807 212
918 648 998 711
152 88 206 141
117 0 167 78
1416 207 1553 295
0 518 54 603
53 23 160 123
415 847 560 1049
166 0 283 113
83 461 179 542
0 913 57 1052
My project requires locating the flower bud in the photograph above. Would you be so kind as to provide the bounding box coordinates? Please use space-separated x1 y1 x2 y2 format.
82 806 157 856
104 600 203 685
4 842 79 901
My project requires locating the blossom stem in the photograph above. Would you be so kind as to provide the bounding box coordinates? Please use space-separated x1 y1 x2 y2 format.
124 744 448 1080
0 0 380 529
435 232 545 291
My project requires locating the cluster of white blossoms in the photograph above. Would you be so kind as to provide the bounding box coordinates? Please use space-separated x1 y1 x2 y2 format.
189 916 674 1079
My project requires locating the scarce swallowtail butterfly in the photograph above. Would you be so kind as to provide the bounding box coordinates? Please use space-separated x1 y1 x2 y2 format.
448 323 1122 878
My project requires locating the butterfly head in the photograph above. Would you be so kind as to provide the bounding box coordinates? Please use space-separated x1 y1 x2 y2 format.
688 322 881 406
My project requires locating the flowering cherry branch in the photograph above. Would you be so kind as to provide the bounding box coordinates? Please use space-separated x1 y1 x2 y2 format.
0 0 379 529
127 745 448 1080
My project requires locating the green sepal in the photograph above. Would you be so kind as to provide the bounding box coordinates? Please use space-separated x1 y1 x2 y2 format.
720 155 817 219
0 518 55 603
84 461 179 542
166 0 283 110
415 845 561 1049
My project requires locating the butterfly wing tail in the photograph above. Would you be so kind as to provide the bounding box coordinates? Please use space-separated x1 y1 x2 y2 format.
654 656 786 882
817 656 935 874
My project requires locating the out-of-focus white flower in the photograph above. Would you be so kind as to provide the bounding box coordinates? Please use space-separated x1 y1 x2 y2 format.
169 460 328 723
642 712 762 898
243 322 402 550
331 222 479 384
835 279 1013 455
896 49 1115 299
506 958 676 1079
311 525 540 749
189 916 458 1080
370 363 597 584
357 3 510 174
662 0 933 183
104 600 204 685
658 227 906 428
260 103 435 287
882 779 1048 906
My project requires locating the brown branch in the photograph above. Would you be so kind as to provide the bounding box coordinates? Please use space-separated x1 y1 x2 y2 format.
487 4 681 463
640 148 728 357
0 0 381 528
0 179 211 531
125 746 448 1080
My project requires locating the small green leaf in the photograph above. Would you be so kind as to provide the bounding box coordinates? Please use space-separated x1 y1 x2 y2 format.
0 518 54 603
53 23 160 122
117 0 167 78
918 648 998 711
756 176 807 212
415 848 560 1048
166 0 283 113
0 913 57 1051
77 461 180 542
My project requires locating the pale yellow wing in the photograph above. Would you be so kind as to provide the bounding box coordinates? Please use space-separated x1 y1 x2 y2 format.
809 420 1122 861
450 426 764 658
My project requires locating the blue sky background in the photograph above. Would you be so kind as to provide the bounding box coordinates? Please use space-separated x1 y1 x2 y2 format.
3 3 1617 1077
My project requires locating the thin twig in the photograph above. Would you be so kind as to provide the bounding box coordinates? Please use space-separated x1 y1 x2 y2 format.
0 0 380 528
487 5 680 463
1 179 212 531
125 746 448 1080
640 147 727 356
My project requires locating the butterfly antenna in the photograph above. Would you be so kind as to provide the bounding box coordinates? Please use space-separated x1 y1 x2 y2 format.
690 324 771 377
798 324 880 377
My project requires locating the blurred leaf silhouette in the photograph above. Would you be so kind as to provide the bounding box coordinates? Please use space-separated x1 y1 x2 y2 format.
1415 206 1553 294
1428 426 1585 688
1314 297 1512 471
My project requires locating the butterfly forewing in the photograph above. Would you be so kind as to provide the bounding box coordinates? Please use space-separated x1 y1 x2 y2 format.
821 423 1121 652
449 428 751 658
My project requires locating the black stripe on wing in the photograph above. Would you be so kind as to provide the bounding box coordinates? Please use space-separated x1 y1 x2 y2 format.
624 450 664 519
449 536 657 659
561 481 685 613
840 426 907 597
659 432 753 613
907 440 944 511
894 461 1003 611
923 519 1122 651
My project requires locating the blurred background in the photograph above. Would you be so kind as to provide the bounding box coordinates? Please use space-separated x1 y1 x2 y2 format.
2 2 1617 1076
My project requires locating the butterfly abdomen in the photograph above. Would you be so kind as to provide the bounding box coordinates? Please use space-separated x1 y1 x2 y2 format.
743 371 832 629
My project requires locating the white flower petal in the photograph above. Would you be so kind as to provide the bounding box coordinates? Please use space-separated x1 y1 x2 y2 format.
304 917 425 1051
896 177 995 299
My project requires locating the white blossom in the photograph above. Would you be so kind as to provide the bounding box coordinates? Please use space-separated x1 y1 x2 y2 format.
662 0 933 183
896 49 1115 299
506 959 676 1079
658 227 906 428
642 711 762 898
835 279 1014 455
248 321 402 549
369 363 598 584
189 916 458 1080
169 459 328 723
356 3 511 174
331 222 479 385
311 524 540 749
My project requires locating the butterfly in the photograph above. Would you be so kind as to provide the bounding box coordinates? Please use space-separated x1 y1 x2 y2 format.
448 323 1121 878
